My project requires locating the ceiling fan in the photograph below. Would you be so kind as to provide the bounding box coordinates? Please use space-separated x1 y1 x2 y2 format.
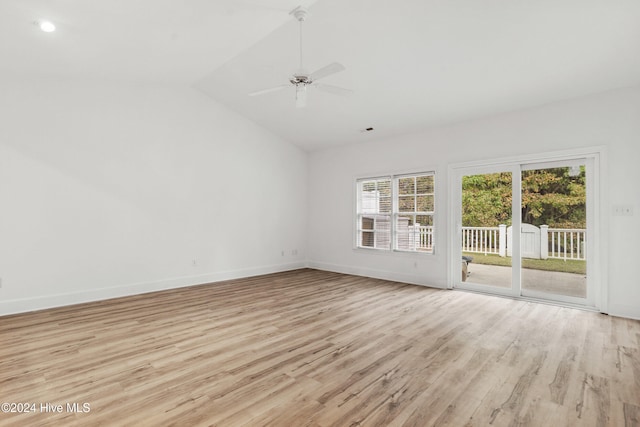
249 6 351 108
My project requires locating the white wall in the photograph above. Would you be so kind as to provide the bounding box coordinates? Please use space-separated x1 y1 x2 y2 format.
308 85 640 320
2 78 638 320
0 76 307 315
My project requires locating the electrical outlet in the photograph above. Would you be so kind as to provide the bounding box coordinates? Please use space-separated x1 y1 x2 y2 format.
291 249 298 256
192 259 197 266
281 250 285 256
613 205 634 216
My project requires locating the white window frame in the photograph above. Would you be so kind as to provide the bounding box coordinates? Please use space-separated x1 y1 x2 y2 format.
356 177 392 250
394 173 435 253
355 172 436 254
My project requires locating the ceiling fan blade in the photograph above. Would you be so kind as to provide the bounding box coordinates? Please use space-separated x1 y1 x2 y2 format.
309 62 346 81
248 84 288 97
314 83 353 96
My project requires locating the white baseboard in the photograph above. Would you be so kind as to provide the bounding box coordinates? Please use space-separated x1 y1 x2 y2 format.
0 262 306 316
607 303 640 321
9 261 629 320
307 261 447 289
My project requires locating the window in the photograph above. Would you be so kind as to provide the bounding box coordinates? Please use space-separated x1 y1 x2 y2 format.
396 174 435 252
356 172 435 253
356 177 391 249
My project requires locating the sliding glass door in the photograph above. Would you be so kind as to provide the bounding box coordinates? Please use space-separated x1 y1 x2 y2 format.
520 159 593 306
454 165 521 297
452 155 597 308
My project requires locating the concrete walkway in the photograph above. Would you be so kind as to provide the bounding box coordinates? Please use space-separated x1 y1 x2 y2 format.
466 263 586 298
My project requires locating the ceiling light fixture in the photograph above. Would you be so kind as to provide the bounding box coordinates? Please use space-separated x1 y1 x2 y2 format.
37 20 56 32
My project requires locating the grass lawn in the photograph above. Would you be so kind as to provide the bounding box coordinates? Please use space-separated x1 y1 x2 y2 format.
463 252 586 275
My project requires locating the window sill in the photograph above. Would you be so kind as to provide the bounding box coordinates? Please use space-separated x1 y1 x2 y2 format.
354 247 435 255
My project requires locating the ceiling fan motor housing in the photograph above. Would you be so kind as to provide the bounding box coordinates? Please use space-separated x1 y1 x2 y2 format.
290 75 311 86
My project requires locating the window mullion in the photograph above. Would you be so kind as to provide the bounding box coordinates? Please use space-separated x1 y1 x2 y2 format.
392 177 398 250
413 176 418 212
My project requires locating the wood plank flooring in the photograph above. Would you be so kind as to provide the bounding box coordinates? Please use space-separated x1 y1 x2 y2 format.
1 268 639 426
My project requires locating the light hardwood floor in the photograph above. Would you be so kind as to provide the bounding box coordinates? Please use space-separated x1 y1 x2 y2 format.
1 269 639 426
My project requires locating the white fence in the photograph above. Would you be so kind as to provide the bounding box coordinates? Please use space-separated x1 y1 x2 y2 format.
413 224 586 260
398 224 433 251
462 226 504 256
547 228 587 260
390 224 587 260
412 225 433 251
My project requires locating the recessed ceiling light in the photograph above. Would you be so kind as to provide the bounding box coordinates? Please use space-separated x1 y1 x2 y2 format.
37 21 56 32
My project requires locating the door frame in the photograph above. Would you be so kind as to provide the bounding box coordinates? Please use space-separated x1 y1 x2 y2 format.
448 147 606 312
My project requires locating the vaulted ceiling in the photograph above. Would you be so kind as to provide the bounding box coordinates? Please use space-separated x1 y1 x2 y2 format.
4 0 640 151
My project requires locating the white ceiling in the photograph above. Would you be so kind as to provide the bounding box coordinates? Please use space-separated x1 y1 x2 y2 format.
0 0 315 83
4 1 640 151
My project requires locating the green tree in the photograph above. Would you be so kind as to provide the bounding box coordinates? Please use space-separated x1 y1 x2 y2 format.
462 173 512 227
462 167 586 228
521 167 585 228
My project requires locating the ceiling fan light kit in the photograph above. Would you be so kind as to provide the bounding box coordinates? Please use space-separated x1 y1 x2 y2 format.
295 83 307 108
249 5 351 108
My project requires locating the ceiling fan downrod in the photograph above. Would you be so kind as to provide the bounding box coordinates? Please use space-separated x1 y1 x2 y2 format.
290 6 310 76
